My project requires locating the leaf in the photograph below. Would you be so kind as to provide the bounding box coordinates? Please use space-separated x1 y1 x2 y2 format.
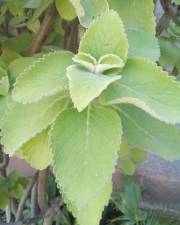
25 0 43 8
0 96 7 128
126 29 160 62
26 0 53 32
98 54 124 72
7 0 25 17
0 193 9 209
108 0 156 34
120 159 136 176
2 34 33 55
117 104 180 161
7 170 22 182
101 58 180 124
13 51 73 104
129 148 145 164
70 181 112 225
73 52 97 72
1 94 68 155
31 0 53 20
55 0 76 20
0 47 21 65
174 0 180 5
118 183 147 223
26 19 40 33
9 184 23 199
119 139 131 158
159 38 180 69
8 54 43 83
73 53 124 74
79 10 128 62
0 67 9 96
70 0 109 28
67 65 121 112
51 106 121 208
17 129 52 170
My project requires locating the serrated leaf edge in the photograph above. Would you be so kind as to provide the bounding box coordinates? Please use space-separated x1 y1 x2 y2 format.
79 9 129 62
0 76 9 96
67 65 122 112
127 29 160 61
16 127 52 170
1 95 69 156
12 51 73 104
49 106 122 209
107 57 180 124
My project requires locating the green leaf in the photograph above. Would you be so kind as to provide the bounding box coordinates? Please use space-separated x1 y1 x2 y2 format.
51 106 121 208
118 183 147 223
119 139 131 158
26 0 53 32
117 104 180 161
70 182 112 225
27 19 40 33
108 0 156 34
25 0 43 8
55 0 76 20
0 193 9 209
79 10 128 62
13 51 73 104
7 170 22 182
17 129 52 170
101 58 180 124
159 38 180 69
2 94 68 155
0 47 21 65
30 0 53 20
174 0 180 5
7 0 25 17
98 54 124 72
9 184 23 199
70 0 109 28
0 96 8 128
0 67 9 96
126 29 160 62
73 52 96 72
73 53 124 74
120 159 136 176
8 54 43 83
2 34 33 55
129 148 145 164
67 65 121 112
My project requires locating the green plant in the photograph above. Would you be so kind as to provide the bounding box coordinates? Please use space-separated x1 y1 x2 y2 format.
110 183 180 225
0 1 180 225
0 170 28 209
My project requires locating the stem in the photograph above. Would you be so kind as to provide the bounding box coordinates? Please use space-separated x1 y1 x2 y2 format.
37 169 49 213
15 172 38 222
63 18 79 52
28 5 57 56
37 168 55 225
0 198 63 225
156 0 176 35
5 203 11 223
31 182 38 225
0 146 9 177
